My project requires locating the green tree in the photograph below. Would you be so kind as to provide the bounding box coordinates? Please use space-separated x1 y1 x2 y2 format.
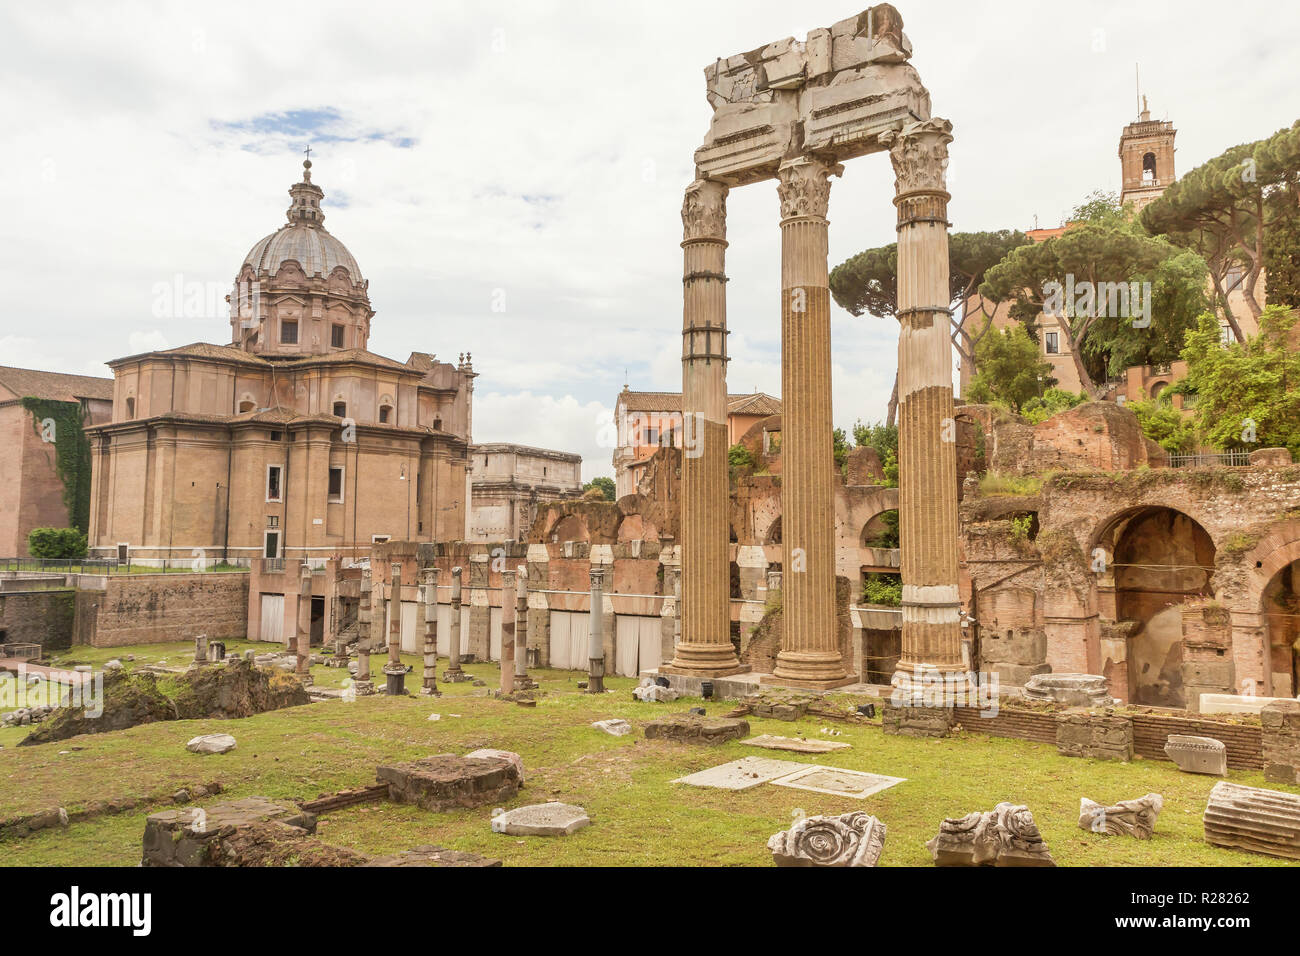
1021 387 1087 425
1070 189 1125 225
852 419 899 488
830 230 1031 423
1141 120 1300 338
1127 395 1197 454
964 326 1056 412
1180 306 1300 456
981 216 1208 394
832 428 851 469
727 443 757 474
581 477 615 501
1263 189 1300 310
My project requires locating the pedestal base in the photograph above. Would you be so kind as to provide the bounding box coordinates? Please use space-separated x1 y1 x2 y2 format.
443 669 471 683
659 662 752 679
383 665 407 697
353 680 375 697
760 672 859 691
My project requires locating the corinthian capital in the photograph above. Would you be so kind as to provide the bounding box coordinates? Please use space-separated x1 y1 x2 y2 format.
881 117 953 196
682 179 728 241
776 157 843 220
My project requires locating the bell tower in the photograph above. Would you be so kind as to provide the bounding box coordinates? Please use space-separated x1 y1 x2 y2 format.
1119 97 1176 211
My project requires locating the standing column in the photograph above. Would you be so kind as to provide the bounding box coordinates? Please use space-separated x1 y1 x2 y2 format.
500 569 517 697
587 567 606 694
514 564 533 690
384 563 406 696
885 118 963 692
770 156 852 689
296 563 313 685
662 179 746 678
421 567 440 697
444 566 467 682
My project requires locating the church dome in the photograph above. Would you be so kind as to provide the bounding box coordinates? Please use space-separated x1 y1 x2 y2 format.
240 160 364 283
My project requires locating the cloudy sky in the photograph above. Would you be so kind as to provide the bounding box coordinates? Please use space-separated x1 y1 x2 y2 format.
2 1 1297 480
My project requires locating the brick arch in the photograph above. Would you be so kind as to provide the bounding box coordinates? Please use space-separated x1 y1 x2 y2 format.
1088 502 1217 556
843 487 900 541
1246 520 1300 601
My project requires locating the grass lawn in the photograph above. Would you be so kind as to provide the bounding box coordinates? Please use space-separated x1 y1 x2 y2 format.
2 643 1297 867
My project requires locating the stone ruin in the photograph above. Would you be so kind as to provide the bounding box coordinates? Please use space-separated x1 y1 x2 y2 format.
768 811 887 867
926 803 1056 867
1022 674 1114 707
377 754 521 812
1078 793 1163 839
1164 734 1228 776
643 713 750 744
1203 781 1300 861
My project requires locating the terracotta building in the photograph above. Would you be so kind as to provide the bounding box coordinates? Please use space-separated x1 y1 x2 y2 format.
612 387 781 499
467 442 583 541
0 366 114 556
84 161 475 566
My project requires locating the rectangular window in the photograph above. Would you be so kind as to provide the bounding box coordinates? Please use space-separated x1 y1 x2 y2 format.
267 515 279 528
264 531 280 559
328 466 344 502
1044 331 1059 355
645 427 660 446
333 401 346 418
269 430 282 442
280 320 298 345
267 465 282 502
371 534 390 544
331 324 345 348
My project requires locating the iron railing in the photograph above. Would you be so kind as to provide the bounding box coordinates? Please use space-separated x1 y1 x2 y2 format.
1167 451 1251 469
0 557 251 575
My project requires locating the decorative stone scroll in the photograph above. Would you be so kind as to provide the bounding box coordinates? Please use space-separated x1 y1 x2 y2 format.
1165 734 1227 776
927 802 1056 867
1079 793 1163 839
768 811 887 867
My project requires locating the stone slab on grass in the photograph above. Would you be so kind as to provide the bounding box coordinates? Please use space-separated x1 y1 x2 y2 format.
644 713 749 744
673 756 815 791
743 734 851 754
377 754 520 812
186 733 236 755
491 802 590 836
592 718 632 737
769 766 906 800
1165 735 1227 775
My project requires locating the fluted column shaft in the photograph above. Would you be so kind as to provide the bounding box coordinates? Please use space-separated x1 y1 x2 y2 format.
887 119 964 686
500 569 516 696
663 180 746 677
770 157 851 687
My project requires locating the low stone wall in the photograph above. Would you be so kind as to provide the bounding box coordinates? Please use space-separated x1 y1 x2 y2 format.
1057 711 1133 761
954 702 1266 770
1262 701 1300 785
91 572 249 647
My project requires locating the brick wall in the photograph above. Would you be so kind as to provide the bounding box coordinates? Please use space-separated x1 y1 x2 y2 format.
0 589 76 651
91 573 249 647
954 706 1058 745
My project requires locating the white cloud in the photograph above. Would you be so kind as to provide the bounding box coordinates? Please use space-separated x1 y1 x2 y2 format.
2 0 1297 481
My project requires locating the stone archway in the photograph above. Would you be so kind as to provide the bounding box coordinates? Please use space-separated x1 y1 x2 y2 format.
1094 506 1216 707
1245 520 1300 697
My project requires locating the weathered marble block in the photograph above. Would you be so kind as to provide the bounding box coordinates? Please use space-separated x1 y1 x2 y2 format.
882 703 954 738
1204 780 1300 861
377 754 520 812
363 846 501 867
491 802 590 837
1056 711 1132 761
927 803 1055 867
1164 734 1227 775
643 714 749 744
768 811 886 867
1079 793 1163 839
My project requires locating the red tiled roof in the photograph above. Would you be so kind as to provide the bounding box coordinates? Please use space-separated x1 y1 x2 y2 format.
0 365 114 403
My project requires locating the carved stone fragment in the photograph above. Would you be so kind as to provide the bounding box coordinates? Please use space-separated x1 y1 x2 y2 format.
927 802 1055 867
768 811 886 867
1079 793 1163 839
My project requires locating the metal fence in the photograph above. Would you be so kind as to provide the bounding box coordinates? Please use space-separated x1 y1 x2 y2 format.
0 557 251 575
0 643 41 660
1167 451 1251 469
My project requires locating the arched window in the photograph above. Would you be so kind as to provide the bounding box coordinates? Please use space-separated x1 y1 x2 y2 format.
1142 152 1157 183
125 397 135 419
238 400 255 413
379 404 393 424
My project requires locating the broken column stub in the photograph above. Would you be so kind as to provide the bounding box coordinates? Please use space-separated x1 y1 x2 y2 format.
1203 780 1300 861
1023 674 1114 707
